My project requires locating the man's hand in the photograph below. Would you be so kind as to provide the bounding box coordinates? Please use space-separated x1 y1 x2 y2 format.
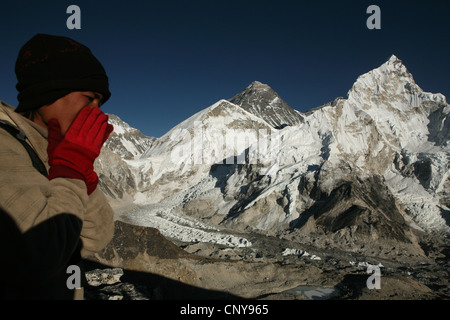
47 107 113 194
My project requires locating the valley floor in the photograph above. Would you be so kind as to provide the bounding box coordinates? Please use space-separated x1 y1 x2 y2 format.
85 220 450 300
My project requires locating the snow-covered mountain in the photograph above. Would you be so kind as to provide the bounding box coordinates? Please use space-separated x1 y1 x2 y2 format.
131 98 279 205
95 115 155 202
105 114 155 160
98 55 449 253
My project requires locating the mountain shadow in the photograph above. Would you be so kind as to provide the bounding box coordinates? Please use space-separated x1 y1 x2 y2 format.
83 259 241 300
0 207 83 300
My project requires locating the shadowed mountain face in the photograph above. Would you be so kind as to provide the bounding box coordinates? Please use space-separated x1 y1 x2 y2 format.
229 81 304 129
294 175 416 243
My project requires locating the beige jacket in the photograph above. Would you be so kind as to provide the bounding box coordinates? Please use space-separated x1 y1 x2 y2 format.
0 100 114 297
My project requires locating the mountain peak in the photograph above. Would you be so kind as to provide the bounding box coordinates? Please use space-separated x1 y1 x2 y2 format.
104 114 155 160
248 81 271 91
347 54 418 103
387 54 401 63
229 81 303 128
380 54 410 74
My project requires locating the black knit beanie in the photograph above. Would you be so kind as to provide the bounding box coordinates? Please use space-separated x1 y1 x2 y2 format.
15 34 111 113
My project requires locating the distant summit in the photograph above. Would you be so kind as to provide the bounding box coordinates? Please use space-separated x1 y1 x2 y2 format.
229 81 304 129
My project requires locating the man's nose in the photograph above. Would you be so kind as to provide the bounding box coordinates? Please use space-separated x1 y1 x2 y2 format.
89 99 101 108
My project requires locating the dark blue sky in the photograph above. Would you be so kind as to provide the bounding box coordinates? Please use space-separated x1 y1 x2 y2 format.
0 0 449 137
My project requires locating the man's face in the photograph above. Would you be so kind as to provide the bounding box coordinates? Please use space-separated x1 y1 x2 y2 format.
36 91 104 135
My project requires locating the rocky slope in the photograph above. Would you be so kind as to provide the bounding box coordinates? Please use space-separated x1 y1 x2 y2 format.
85 220 449 300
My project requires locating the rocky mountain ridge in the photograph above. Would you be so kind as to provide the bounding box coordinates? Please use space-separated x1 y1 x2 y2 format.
105 114 156 160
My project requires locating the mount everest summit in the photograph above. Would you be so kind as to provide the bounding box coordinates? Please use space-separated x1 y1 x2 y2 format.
229 80 304 128
96 55 449 255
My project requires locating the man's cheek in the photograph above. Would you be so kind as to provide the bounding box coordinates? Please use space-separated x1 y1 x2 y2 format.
62 115 78 135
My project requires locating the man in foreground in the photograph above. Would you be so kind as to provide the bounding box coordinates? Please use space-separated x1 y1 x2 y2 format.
0 34 115 299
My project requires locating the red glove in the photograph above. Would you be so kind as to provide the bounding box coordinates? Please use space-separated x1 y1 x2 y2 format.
47 107 114 195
